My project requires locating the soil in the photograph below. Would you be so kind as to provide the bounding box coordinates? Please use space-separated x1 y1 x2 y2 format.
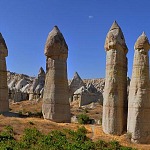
0 99 148 149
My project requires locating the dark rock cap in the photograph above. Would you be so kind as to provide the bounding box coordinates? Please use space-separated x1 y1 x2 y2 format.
104 21 128 53
44 26 68 59
0 33 8 57
134 32 150 51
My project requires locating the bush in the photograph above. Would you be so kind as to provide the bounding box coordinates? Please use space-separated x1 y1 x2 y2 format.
0 126 137 150
94 140 107 149
108 140 121 149
0 125 14 141
21 127 43 148
77 113 90 124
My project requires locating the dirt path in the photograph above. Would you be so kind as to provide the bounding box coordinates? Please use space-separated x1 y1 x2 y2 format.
90 125 95 139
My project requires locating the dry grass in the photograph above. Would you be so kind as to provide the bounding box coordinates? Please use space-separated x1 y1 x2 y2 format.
0 99 148 149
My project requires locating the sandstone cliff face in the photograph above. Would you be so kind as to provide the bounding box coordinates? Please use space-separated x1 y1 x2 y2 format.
127 32 150 144
0 33 9 112
42 26 71 123
102 21 128 135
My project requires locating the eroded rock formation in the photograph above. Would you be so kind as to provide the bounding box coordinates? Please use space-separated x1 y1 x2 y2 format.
69 72 85 102
29 67 45 100
127 32 150 143
8 67 45 102
0 33 9 112
102 21 128 135
42 26 70 122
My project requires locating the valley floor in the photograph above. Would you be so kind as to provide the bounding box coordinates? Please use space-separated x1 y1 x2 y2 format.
0 100 148 149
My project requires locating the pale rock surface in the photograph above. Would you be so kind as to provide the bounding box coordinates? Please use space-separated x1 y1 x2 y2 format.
29 67 45 100
15 78 28 91
20 84 30 93
0 33 9 112
127 32 150 144
69 72 85 101
42 26 70 122
73 84 103 107
8 78 17 90
34 67 45 98
29 78 38 100
7 68 45 102
83 78 105 93
102 21 128 135
69 72 84 102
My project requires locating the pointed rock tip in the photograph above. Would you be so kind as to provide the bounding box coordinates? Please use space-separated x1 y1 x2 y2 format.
38 67 45 74
110 20 120 31
135 32 150 50
73 72 81 79
74 71 79 77
141 31 147 37
52 25 60 32
0 32 7 50
0 32 2 38
138 31 148 39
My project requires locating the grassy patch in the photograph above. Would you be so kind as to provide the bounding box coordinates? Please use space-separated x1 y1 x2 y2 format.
0 125 136 150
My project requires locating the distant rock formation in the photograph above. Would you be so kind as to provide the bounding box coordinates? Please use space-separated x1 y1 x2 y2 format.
7 67 45 102
0 33 9 112
29 67 45 100
7 69 106 105
102 21 128 135
83 78 105 93
127 32 150 143
69 72 85 102
42 26 71 122
69 72 104 106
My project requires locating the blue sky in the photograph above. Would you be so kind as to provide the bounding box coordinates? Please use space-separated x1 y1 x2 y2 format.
0 0 150 79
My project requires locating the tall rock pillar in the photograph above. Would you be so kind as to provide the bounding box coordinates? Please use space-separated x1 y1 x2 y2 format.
127 32 150 143
102 21 128 135
0 33 9 112
42 26 70 122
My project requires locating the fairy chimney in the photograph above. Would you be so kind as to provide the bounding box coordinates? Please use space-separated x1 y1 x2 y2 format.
102 21 128 135
0 33 9 112
42 26 70 122
127 32 150 143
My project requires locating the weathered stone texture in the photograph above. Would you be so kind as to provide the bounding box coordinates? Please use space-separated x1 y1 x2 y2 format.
69 72 85 102
127 32 150 144
42 26 70 122
0 33 9 112
102 21 128 135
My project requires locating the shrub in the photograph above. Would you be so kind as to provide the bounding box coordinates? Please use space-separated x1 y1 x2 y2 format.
28 121 34 125
21 127 42 148
0 126 137 150
108 140 121 149
0 125 14 141
94 140 107 149
77 113 90 124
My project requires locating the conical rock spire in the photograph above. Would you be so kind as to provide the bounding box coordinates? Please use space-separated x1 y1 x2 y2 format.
109 20 120 31
104 21 128 53
44 26 68 58
38 67 45 76
134 32 150 51
73 72 82 81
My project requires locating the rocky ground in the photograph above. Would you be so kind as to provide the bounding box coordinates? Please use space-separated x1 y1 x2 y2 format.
0 99 147 149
